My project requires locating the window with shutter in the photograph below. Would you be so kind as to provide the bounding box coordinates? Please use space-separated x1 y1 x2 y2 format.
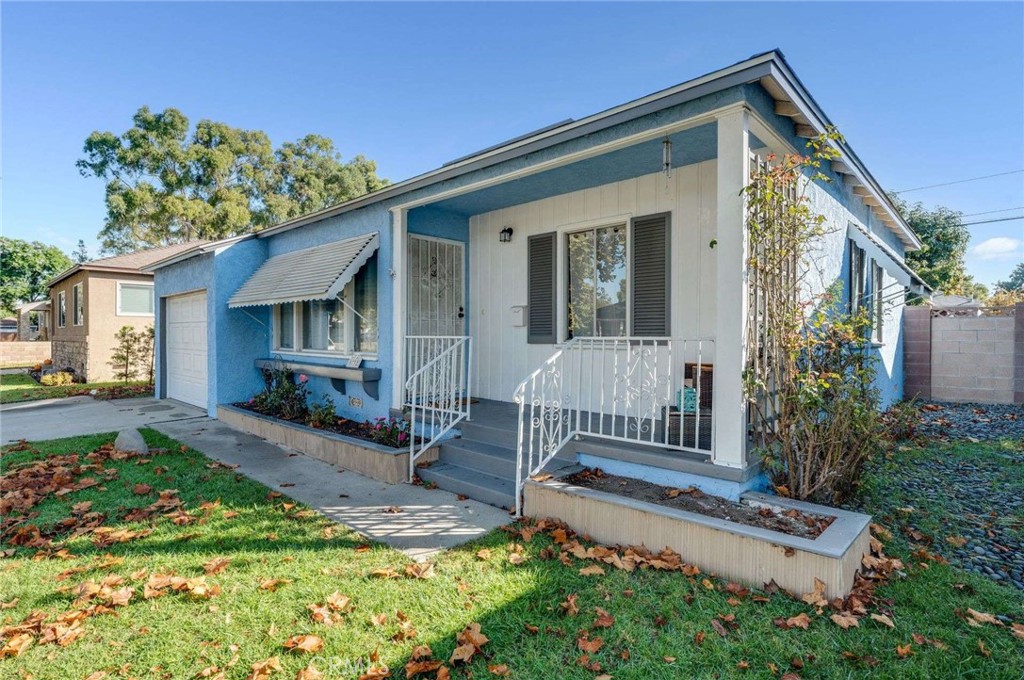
630 213 671 337
527 232 558 344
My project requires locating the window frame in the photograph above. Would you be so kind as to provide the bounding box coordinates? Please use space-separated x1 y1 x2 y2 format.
849 240 867 314
116 281 155 317
57 291 67 328
872 260 885 344
564 221 630 340
72 283 85 326
271 261 378 358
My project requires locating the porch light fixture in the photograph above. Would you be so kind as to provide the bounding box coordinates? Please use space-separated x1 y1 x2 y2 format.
662 138 673 178
499 226 514 243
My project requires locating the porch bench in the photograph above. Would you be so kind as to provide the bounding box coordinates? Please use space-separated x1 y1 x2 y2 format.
254 358 382 400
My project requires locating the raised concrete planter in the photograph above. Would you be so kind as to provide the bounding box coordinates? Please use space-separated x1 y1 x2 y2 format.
524 474 871 599
218 405 437 484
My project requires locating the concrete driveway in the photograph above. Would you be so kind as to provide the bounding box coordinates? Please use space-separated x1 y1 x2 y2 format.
0 396 207 443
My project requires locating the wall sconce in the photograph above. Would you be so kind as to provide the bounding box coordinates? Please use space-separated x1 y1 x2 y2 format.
499 226 514 243
662 138 673 178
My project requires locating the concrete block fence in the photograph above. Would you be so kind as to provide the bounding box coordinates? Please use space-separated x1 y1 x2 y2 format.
903 303 1021 405
0 341 51 366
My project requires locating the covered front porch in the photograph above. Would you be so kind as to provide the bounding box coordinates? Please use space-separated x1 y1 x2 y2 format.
393 105 786 511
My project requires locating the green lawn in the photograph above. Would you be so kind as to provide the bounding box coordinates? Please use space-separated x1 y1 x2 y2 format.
1 432 1021 679
0 372 152 404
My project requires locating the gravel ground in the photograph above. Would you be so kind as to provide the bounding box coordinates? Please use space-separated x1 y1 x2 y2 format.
850 401 1024 591
916 401 1024 443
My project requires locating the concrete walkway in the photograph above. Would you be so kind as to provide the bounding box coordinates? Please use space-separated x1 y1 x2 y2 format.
1 396 207 443
153 418 510 560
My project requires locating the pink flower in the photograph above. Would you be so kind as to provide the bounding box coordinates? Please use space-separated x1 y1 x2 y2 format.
398 433 407 442
298 374 308 383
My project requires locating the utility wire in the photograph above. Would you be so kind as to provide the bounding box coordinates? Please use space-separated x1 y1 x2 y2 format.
963 206 1024 217
892 169 1024 194
960 215 1024 227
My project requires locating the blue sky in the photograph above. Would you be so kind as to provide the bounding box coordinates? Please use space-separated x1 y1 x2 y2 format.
3 2 1022 287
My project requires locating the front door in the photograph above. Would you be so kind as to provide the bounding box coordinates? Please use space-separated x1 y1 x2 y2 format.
407 235 465 336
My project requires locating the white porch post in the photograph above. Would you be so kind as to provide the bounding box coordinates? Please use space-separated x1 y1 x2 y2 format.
712 108 750 469
391 207 407 410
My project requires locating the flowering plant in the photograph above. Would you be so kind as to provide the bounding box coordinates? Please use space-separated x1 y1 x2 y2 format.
368 416 411 448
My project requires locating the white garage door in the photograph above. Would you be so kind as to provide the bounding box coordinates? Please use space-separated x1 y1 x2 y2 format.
166 291 208 409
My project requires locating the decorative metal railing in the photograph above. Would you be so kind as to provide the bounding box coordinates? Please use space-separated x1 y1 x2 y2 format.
512 336 715 515
404 335 472 481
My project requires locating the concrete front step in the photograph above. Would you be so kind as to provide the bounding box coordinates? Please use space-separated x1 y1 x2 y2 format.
439 438 519 478
417 462 517 511
458 419 520 449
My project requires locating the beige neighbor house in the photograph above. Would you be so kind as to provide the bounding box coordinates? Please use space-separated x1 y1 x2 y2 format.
48 243 202 381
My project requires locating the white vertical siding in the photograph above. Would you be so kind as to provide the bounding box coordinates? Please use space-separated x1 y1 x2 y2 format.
468 161 719 401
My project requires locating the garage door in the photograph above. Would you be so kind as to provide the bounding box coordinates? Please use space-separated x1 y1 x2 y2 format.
166 291 208 409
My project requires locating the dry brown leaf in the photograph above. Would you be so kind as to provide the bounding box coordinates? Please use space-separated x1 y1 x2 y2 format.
800 578 828 608
404 562 435 579
203 557 232 575
487 664 511 676
786 613 811 630
246 656 282 680
559 593 579 616
593 607 615 628
476 549 492 561
259 578 292 592
966 608 1003 627
449 643 476 664
895 644 913 659
579 564 605 577
295 666 325 680
283 635 324 654
577 632 604 654
404 660 442 677
870 613 895 629
831 612 860 629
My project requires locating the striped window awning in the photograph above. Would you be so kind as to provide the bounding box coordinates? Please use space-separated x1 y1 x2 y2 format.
228 232 379 308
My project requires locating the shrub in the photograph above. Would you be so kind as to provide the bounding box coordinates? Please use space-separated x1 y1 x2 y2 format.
745 129 883 506
369 416 411 448
32 364 42 372
43 359 52 366
41 371 74 386
250 368 309 421
307 396 337 429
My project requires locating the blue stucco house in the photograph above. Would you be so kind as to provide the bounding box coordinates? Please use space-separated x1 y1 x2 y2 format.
145 51 929 512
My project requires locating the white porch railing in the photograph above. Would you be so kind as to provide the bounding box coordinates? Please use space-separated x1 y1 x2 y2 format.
512 337 715 516
404 336 472 481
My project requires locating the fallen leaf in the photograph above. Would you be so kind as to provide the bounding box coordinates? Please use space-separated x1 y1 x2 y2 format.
593 607 615 628
283 635 324 654
579 564 605 576
577 632 604 654
870 613 895 629
487 664 510 676
259 578 292 592
404 562 435 579
786 613 811 630
559 594 579 616
476 549 492 560
203 557 232 575
296 666 325 680
711 619 729 637
830 612 860 629
895 644 913 659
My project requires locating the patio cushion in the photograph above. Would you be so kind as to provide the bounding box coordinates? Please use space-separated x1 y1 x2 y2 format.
228 232 379 308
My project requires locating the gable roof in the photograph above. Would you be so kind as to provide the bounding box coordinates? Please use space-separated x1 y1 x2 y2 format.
47 241 206 288
254 50 919 250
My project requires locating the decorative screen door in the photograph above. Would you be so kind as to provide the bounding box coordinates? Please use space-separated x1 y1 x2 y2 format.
407 235 465 336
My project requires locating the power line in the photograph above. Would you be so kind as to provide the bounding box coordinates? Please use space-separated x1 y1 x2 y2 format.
891 169 1024 194
963 206 1024 217
960 215 1024 227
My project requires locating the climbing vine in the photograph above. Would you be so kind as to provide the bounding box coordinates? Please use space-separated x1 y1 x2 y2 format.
744 128 880 505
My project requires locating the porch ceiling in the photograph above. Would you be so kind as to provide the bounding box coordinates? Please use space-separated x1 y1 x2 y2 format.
426 123 764 217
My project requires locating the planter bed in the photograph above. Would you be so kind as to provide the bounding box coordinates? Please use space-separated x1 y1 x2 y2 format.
524 468 871 599
218 404 437 484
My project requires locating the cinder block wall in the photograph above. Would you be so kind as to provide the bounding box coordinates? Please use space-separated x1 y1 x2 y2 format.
1016 303 1024 403
0 341 52 366
929 312 1015 404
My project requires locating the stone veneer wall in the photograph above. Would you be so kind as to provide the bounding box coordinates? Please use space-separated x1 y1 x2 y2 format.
904 303 1019 405
51 339 89 379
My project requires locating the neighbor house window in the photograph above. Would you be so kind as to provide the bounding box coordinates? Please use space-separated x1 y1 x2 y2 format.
57 291 66 327
872 261 885 343
849 240 866 314
566 225 627 338
117 282 155 315
72 283 84 325
272 254 379 355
